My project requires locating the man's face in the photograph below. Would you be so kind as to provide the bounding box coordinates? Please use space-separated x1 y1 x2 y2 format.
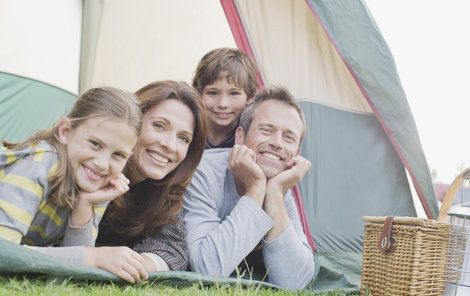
235 100 303 178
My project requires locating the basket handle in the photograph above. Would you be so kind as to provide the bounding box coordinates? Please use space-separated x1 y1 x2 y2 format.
437 167 470 222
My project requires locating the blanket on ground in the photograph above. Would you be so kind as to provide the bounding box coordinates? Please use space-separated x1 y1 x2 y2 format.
0 239 361 293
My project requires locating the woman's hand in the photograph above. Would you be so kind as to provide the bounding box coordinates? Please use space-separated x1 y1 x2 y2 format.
84 246 148 283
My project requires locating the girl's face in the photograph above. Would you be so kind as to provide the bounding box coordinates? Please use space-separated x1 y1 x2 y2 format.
58 117 137 192
132 99 195 181
202 78 249 133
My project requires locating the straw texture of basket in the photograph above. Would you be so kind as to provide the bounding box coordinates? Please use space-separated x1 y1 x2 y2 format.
361 216 450 296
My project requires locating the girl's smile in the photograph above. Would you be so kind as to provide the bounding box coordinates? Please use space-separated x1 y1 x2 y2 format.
59 117 137 192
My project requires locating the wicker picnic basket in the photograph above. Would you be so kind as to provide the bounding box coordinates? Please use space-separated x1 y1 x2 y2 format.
360 216 450 296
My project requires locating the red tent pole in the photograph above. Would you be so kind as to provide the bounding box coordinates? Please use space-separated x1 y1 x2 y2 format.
220 0 317 252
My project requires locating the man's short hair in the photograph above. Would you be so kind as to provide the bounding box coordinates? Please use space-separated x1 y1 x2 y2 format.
238 86 306 142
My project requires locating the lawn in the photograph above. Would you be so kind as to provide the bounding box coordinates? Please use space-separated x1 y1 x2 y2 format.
0 276 355 296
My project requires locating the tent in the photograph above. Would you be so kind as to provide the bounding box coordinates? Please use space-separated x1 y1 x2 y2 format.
0 0 437 283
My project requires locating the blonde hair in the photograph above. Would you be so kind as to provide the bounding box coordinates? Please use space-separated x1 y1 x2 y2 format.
3 87 142 208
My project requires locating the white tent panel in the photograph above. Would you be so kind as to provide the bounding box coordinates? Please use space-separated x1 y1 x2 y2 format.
0 0 82 94
87 0 236 92
406 169 426 218
236 0 372 114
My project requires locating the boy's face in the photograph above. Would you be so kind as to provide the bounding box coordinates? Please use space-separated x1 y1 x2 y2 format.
202 78 249 134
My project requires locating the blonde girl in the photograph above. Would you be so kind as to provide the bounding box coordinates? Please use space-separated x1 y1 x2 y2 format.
0 87 141 264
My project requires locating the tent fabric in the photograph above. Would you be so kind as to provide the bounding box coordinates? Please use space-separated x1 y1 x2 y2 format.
233 0 372 114
300 102 415 252
305 0 438 218
0 72 76 142
0 0 81 94
220 0 264 88
79 0 103 92
0 239 360 293
80 0 236 92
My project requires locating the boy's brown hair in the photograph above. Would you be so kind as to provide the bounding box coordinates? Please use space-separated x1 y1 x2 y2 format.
192 48 258 98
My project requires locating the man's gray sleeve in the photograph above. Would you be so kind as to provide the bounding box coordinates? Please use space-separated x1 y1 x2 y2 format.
184 171 274 277
262 190 315 290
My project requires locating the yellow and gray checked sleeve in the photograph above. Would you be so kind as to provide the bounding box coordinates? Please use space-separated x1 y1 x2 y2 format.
0 156 49 244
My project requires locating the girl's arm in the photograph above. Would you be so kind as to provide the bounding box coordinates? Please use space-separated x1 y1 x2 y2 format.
26 245 148 283
69 174 129 226
63 174 129 247
61 203 107 247
83 246 148 283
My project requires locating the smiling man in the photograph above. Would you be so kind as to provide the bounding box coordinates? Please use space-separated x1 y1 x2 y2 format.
183 86 314 290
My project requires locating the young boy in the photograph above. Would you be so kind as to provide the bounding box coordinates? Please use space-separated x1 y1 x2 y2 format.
193 48 258 148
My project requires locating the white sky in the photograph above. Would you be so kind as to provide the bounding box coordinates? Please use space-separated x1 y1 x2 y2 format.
365 0 470 183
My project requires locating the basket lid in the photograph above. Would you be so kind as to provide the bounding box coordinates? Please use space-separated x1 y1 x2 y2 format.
448 205 470 218
363 216 439 227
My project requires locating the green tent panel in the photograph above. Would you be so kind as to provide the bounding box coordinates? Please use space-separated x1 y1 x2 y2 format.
300 102 415 252
306 0 437 219
0 72 76 142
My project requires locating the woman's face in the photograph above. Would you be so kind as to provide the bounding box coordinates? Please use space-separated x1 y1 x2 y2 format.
131 99 195 181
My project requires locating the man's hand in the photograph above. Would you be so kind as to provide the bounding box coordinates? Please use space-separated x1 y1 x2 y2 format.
229 144 267 205
263 156 311 241
267 156 311 195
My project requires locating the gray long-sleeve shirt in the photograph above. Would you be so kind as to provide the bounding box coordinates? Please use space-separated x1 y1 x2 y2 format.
183 148 314 290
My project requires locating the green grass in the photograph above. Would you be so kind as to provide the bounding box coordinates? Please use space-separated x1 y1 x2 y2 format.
0 276 354 296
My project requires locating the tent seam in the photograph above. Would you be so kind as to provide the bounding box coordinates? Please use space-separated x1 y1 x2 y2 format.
304 0 433 218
